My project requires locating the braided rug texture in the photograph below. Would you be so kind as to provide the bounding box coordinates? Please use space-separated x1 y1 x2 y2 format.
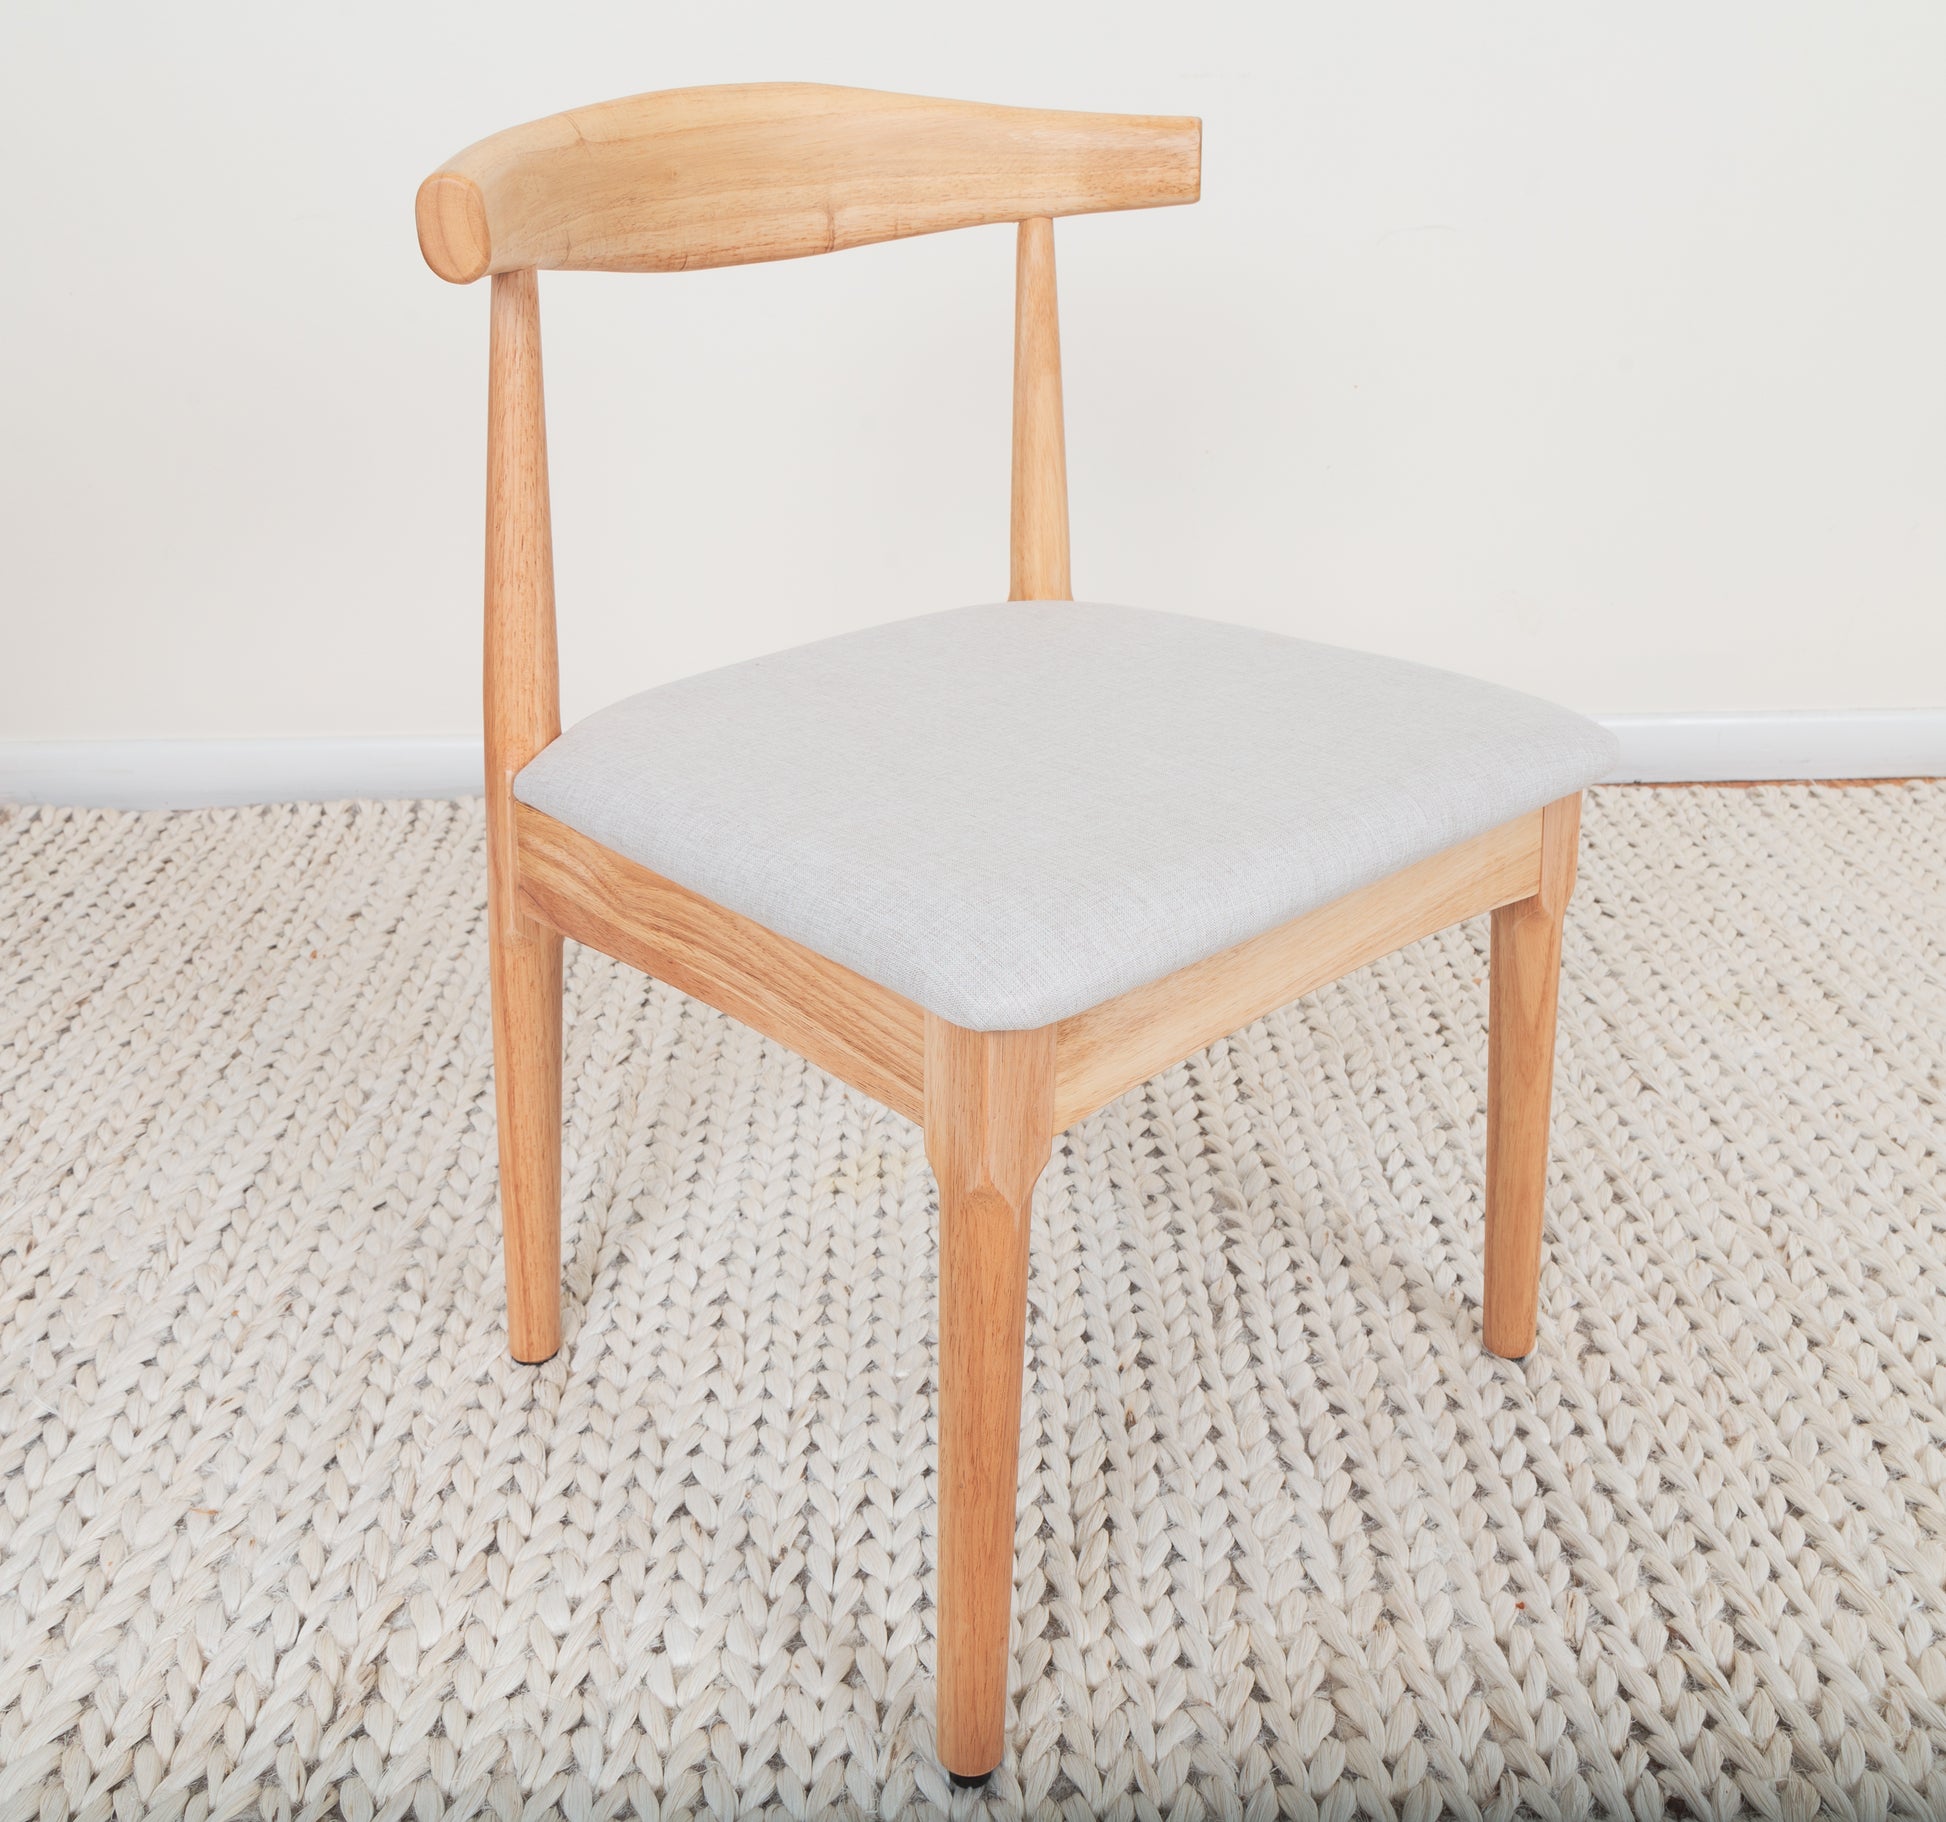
1 785 1944 1822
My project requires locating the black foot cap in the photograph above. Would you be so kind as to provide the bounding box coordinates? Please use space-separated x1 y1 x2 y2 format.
950 1770 992 1790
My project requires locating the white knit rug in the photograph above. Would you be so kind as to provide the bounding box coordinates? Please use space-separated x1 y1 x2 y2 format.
2 786 1944 1822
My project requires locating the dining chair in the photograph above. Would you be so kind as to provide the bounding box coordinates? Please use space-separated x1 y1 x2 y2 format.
416 82 1619 1786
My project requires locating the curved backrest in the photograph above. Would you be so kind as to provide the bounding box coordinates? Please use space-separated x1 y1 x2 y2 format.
416 82 1200 284
448 84 1202 833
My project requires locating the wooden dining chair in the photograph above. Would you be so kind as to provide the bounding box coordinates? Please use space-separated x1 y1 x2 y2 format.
417 82 1619 1786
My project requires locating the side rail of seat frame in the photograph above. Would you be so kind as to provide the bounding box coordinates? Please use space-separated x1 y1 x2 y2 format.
511 795 1561 1133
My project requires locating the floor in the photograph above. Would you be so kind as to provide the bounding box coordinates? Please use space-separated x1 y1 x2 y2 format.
1 784 1942 1821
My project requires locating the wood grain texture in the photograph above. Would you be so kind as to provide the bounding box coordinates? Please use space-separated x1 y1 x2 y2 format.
1483 793 1583 1358
1009 218 1071 602
1051 809 1545 1131
416 83 1201 283
513 803 927 1122
440 118 1585 1789
485 269 564 1364
488 930 562 1364
926 1018 1057 1781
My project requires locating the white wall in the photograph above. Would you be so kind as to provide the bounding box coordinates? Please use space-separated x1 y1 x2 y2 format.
3 1 1943 746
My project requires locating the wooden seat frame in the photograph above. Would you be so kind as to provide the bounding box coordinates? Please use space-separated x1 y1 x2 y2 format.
420 83 1581 1785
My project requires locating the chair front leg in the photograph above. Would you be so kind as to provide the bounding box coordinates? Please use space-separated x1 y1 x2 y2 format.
1483 791 1582 1358
489 861 563 1364
925 1016 1055 1785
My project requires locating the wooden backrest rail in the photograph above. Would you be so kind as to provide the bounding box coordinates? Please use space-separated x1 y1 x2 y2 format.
428 80 1200 767
417 82 1199 283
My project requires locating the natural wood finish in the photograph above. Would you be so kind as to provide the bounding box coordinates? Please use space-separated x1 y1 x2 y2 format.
485 269 565 1365
1009 219 1071 601
489 932 562 1362
514 803 927 1123
428 87 1590 1783
1051 808 1545 1130
1482 793 1583 1359
417 84 1201 284
927 1018 1056 1781
417 172 491 288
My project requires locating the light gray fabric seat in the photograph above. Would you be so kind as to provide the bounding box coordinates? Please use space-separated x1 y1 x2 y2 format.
515 601 1619 1030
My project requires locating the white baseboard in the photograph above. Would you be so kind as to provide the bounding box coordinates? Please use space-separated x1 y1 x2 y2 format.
1599 708 1946 784
0 738 482 810
0 712 1940 809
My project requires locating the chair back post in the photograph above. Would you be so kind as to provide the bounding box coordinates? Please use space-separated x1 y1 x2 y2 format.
1009 218 1071 602
484 269 561 927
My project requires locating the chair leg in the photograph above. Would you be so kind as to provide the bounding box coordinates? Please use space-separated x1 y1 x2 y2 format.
1483 792 1581 1358
490 907 563 1364
483 266 564 1366
926 1016 1055 1784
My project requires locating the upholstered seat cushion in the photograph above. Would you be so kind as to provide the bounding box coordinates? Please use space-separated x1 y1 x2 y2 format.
515 601 1619 1030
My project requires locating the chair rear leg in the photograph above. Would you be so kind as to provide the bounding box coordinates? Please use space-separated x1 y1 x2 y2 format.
1483 792 1581 1358
926 1017 1055 1784
483 266 564 1365
491 908 563 1363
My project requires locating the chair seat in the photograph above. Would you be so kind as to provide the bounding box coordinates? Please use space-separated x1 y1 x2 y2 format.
514 601 1619 1030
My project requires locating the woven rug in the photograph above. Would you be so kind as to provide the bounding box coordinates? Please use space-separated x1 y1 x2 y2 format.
2 785 1944 1822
